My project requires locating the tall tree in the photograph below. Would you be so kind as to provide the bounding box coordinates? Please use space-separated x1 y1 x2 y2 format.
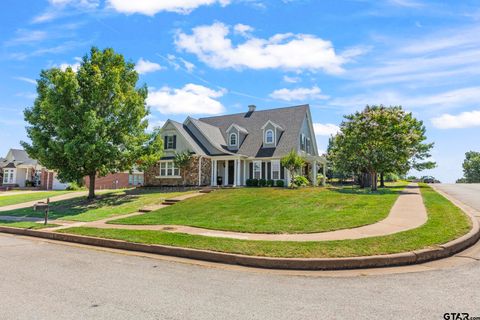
461 151 480 183
328 105 435 191
22 47 163 199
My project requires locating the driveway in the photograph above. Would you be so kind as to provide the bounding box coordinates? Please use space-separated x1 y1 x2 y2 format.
1 233 479 320
434 184 480 211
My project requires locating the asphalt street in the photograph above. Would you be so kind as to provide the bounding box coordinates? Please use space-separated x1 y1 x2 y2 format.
434 183 480 211
0 233 480 320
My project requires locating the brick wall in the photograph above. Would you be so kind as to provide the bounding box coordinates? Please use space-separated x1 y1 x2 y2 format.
39 170 53 190
84 173 131 190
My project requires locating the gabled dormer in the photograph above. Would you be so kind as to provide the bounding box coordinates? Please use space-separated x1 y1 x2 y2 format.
261 120 283 148
226 123 248 150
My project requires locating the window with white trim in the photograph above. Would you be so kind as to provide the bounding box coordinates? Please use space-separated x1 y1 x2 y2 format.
229 133 237 146
159 161 180 177
165 135 175 150
271 160 280 180
3 169 14 184
253 161 262 179
265 129 274 144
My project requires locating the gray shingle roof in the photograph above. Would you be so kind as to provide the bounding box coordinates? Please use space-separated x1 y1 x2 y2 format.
1 149 39 167
199 104 309 158
169 120 207 155
187 117 235 155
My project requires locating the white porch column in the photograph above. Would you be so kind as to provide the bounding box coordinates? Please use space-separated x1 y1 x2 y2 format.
312 161 318 186
243 160 247 185
198 157 202 186
224 160 228 186
210 159 214 186
322 162 326 186
213 160 218 186
285 168 291 187
236 159 241 186
233 159 238 186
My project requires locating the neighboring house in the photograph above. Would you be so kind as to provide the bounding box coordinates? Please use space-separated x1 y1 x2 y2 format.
84 169 144 190
145 104 326 187
0 149 68 190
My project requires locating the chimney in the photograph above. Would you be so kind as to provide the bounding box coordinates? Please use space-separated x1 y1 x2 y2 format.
248 105 256 112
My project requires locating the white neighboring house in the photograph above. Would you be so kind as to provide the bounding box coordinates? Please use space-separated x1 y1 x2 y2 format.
0 149 68 190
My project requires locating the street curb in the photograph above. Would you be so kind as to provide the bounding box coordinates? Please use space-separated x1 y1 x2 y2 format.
0 188 478 270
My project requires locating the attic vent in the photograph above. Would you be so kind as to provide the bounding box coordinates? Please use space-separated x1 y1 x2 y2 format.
248 105 256 112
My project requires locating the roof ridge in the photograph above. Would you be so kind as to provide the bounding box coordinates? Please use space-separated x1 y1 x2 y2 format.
199 104 309 120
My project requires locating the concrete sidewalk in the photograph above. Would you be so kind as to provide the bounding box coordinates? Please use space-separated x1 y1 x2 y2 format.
73 183 428 242
0 191 89 212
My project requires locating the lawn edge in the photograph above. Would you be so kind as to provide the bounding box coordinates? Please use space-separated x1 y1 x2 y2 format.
0 193 477 270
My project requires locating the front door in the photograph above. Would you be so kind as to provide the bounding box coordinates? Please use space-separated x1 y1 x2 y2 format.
228 160 235 185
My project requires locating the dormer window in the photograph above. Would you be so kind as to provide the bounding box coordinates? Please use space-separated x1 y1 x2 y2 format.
265 130 274 144
229 133 238 146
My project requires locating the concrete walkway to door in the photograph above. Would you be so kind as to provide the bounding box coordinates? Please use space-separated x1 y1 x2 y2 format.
62 183 428 242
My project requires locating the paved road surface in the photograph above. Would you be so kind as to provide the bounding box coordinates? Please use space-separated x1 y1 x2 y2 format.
434 184 480 211
1 233 479 320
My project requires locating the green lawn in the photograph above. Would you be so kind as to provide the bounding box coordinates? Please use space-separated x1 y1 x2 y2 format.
110 182 407 233
0 191 72 207
0 189 191 222
59 184 471 258
0 220 58 229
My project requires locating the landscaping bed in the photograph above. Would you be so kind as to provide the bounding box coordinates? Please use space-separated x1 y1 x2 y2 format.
57 184 471 258
0 189 191 222
110 182 407 233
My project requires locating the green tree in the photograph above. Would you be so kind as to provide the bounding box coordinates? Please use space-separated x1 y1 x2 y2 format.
462 151 480 183
281 150 306 187
173 151 193 186
328 105 435 191
22 47 163 199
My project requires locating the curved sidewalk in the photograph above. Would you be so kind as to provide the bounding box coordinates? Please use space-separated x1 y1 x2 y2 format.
0 191 88 212
91 183 428 242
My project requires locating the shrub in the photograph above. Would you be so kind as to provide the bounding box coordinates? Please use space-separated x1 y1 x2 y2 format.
275 180 285 187
258 179 267 187
250 179 259 187
246 179 253 187
292 175 309 188
266 179 274 187
66 181 85 190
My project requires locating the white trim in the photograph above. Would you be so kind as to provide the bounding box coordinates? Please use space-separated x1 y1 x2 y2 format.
224 160 228 186
261 120 283 130
253 160 262 180
243 160 247 185
271 159 281 180
229 132 238 147
226 123 248 134
198 156 202 186
158 160 181 178
265 129 275 144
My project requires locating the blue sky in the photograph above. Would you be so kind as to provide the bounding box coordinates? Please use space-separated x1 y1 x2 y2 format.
1 0 479 182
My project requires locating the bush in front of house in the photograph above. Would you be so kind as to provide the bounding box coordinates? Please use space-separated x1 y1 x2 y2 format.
292 175 309 188
246 178 259 187
246 179 253 187
266 179 274 187
258 179 267 187
275 180 285 187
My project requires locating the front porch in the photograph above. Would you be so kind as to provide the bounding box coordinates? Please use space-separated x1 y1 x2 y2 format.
209 157 326 187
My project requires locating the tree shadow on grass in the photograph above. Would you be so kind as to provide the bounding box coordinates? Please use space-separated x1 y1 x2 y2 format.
327 184 408 196
0 188 171 220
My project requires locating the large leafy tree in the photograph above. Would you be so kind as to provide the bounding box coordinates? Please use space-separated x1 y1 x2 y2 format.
22 47 163 199
461 151 480 183
328 105 435 191
281 150 306 187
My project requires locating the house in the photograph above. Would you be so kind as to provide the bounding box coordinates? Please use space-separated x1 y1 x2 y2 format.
145 104 326 187
0 149 68 190
84 169 144 190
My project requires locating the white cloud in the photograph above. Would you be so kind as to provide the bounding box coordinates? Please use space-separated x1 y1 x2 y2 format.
387 0 424 8
283 75 301 83
147 83 226 115
135 58 163 74
14 77 37 85
313 123 340 136
5 30 47 46
33 0 99 22
166 54 196 72
269 86 329 101
431 110 480 129
107 0 230 15
58 57 82 72
233 23 254 37
175 22 355 73
330 87 480 112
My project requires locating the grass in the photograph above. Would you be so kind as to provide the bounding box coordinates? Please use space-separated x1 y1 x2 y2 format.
0 191 72 207
0 189 191 222
0 220 58 229
58 184 471 258
110 182 407 233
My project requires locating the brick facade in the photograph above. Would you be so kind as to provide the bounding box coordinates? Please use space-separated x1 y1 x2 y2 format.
39 170 54 190
145 156 211 187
